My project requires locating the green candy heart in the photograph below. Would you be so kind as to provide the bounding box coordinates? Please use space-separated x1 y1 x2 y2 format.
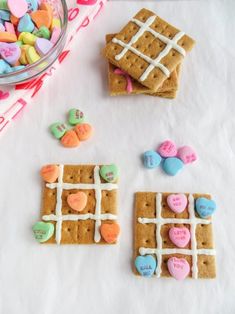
33 222 54 243
50 122 68 139
0 0 8 10
34 26 51 40
15 41 23 47
68 108 85 125
100 164 119 183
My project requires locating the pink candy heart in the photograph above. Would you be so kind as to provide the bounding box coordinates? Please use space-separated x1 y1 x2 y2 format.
169 227 190 248
0 43 21 66
167 257 190 280
177 145 197 164
157 140 177 158
35 38 53 56
0 90 9 100
167 193 187 213
7 0 28 18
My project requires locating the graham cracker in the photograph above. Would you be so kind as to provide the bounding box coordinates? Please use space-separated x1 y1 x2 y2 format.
134 192 216 279
40 164 119 245
103 8 195 91
106 34 181 98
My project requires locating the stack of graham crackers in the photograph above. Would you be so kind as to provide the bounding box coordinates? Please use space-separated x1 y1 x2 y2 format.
102 8 195 99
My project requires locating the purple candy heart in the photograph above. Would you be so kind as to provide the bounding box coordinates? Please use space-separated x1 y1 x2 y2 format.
0 43 21 66
35 38 53 57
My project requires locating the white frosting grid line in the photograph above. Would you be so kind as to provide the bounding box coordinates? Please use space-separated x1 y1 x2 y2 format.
188 194 198 279
155 193 162 278
112 14 186 81
138 193 215 278
42 165 118 244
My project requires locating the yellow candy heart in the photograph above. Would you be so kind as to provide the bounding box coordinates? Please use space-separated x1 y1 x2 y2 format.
20 32 37 45
26 46 40 64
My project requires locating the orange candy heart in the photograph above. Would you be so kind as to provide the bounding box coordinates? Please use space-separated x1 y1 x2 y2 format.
61 130 80 148
67 192 87 212
74 123 93 141
40 164 59 183
0 32 17 43
31 10 52 29
100 223 120 244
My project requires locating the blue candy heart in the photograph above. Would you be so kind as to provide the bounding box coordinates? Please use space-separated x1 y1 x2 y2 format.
195 197 216 218
162 157 184 176
135 255 157 277
18 13 34 33
0 10 10 21
27 0 38 12
143 150 162 169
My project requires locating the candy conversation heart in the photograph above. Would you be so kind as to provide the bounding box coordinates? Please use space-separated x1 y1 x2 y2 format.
143 150 161 169
61 130 80 148
0 42 21 65
35 37 53 56
100 223 120 243
162 157 184 176
177 145 198 164
68 108 85 125
167 257 190 280
74 123 93 141
195 197 216 218
7 0 28 18
67 192 87 212
50 122 68 139
135 255 157 277
18 13 34 33
157 140 177 158
33 221 54 243
40 164 59 183
167 193 187 213
100 164 119 183
169 227 190 248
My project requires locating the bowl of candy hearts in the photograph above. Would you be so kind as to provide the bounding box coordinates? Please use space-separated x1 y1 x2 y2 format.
0 0 68 85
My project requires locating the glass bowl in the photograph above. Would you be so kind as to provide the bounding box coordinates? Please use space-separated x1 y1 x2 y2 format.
0 0 68 86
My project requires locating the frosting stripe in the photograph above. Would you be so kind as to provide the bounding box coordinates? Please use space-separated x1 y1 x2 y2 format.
94 165 102 243
139 247 216 256
138 217 211 225
55 164 64 245
155 193 163 278
188 194 198 279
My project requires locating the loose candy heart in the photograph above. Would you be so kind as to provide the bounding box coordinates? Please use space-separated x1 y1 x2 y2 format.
162 157 184 176
31 10 51 29
33 26 50 39
61 130 80 148
67 191 87 212
7 0 28 18
68 108 85 125
100 223 120 243
100 164 119 183
135 255 157 277
195 197 216 218
167 257 190 280
143 150 161 169
169 227 191 248
35 37 53 56
40 164 59 183
18 13 34 32
167 193 187 213
177 145 197 164
50 122 67 139
26 45 40 64
74 123 93 141
0 42 21 65
32 221 54 243
27 0 38 12
157 140 177 158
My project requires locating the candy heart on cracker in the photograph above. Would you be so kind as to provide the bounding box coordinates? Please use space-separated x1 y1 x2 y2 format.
100 223 120 243
33 221 54 243
135 255 157 277
177 145 197 164
100 164 119 183
74 123 93 141
195 197 216 218
67 191 87 212
61 130 80 148
169 227 190 248
167 193 187 213
0 42 21 65
167 257 190 280
40 164 59 183
158 140 177 158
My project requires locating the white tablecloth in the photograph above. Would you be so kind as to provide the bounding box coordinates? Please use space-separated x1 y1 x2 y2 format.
0 1 234 313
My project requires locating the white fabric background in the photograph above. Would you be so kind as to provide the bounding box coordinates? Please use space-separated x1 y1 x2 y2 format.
0 1 235 313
